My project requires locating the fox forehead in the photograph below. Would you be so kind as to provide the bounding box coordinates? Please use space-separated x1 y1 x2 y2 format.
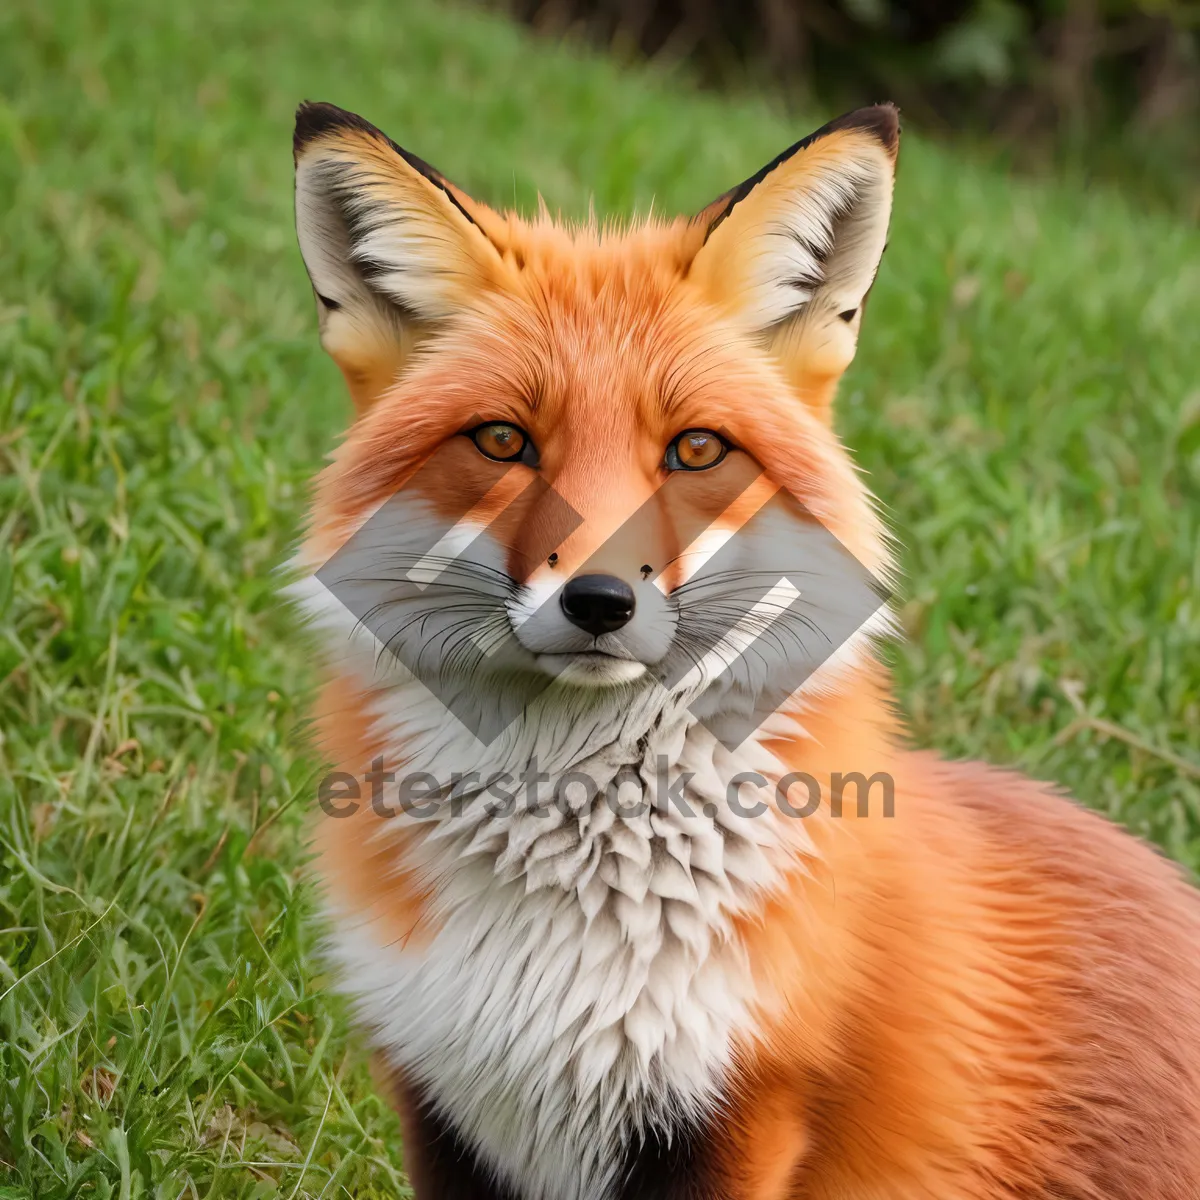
478 208 707 300
432 230 758 433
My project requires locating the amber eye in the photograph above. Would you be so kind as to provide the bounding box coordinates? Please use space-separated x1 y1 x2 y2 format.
470 422 536 465
665 429 729 471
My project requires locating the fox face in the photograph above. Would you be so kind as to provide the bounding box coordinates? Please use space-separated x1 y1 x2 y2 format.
293 101 897 751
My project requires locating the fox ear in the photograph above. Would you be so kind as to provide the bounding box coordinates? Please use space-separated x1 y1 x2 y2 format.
293 102 507 413
689 105 898 422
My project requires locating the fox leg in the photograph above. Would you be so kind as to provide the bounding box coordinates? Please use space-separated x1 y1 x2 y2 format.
616 1088 808 1200
376 1057 807 1199
375 1059 518 1200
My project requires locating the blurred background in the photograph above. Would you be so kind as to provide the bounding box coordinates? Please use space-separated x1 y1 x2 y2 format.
0 0 1197 1196
508 0 1200 213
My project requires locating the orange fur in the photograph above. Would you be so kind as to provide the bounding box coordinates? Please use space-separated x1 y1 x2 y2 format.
311 674 435 950
694 676 1200 1198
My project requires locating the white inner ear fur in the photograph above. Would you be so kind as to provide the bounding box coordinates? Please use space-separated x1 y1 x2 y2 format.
700 142 894 340
805 158 892 321
294 156 414 365
295 146 498 335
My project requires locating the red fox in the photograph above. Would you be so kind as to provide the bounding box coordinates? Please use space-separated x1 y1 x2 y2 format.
288 100 1200 1198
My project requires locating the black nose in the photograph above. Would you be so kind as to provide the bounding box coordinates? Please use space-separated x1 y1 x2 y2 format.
561 574 635 637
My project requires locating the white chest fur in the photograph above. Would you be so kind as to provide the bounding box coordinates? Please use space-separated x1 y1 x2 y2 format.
323 686 810 1200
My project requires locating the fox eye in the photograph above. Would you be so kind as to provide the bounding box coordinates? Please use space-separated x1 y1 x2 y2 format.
665 429 728 471
470 422 537 466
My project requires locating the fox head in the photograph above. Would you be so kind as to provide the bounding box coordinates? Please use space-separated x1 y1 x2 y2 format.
292 101 897 751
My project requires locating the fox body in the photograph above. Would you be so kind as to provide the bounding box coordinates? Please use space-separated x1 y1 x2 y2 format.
288 101 1200 1198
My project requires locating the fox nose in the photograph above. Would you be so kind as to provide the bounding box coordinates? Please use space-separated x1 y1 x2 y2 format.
561 574 636 637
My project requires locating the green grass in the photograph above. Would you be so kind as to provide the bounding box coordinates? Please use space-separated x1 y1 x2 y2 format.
1 0 1198 1194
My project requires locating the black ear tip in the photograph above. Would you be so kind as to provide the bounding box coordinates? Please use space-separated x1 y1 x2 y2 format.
293 101 379 159
294 101 343 150
834 103 900 156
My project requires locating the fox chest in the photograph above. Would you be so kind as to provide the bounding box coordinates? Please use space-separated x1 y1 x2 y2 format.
325 792 780 1200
